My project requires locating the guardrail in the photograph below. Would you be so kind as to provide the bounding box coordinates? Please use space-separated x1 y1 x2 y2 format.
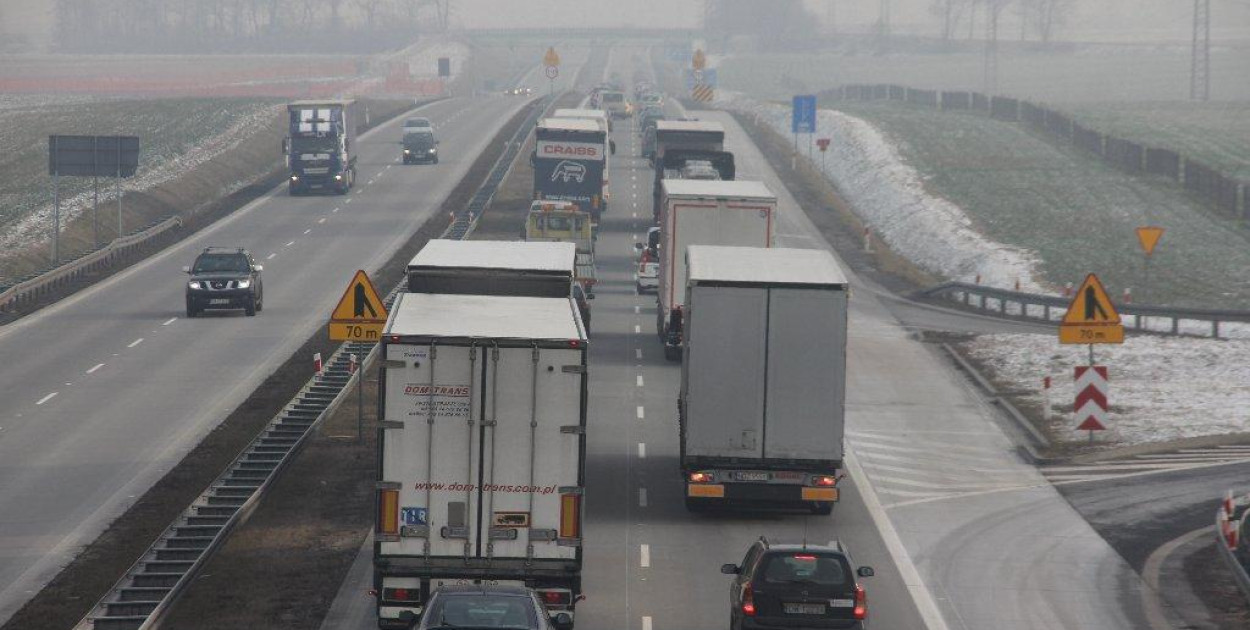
1215 491 1250 606
73 91 551 630
0 216 182 314
918 281 1250 339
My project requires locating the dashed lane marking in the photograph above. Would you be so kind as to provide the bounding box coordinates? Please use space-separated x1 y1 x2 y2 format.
127 338 144 348
637 375 644 387
638 442 646 458
639 488 648 507
36 393 57 405
636 406 645 419
640 544 650 568
642 616 652 630
318 218 326 224
86 363 105 374
635 349 642 360
284 241 295 247
162 317 177 326
267 253 276 260
303 229 311 235
634 325 641 334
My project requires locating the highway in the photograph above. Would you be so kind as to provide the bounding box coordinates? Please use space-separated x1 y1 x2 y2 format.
0 49 590 624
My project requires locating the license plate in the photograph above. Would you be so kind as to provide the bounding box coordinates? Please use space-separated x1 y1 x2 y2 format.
209 299 230 305
830 599 855 608
783 603 826 615
735 471 769 482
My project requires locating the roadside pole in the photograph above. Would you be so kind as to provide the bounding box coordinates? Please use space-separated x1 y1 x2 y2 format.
351 353 362 443
52 172 60 264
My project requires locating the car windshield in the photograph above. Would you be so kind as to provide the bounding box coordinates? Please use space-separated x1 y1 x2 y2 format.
760 554 850 586
193 254 250 274
405 118 431 127
425 594 535 629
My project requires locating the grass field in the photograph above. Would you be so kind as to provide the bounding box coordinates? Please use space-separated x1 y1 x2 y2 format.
717 46 1250 103
1060 101 1250 180
820 100 1250 309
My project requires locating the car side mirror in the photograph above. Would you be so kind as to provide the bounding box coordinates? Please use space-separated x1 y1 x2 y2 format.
253 264 263 272
552 612 573 630
610 139 616 155
182 266 191 273
720 563 739 575
857 566 875 578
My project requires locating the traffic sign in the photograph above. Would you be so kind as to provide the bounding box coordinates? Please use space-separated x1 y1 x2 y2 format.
683 68 717 90
792 95 817 134
816 138 831 152
1059 273 1124 344
1073 366 1108 432
545 66 559 80
543 47 560 68
1136 226 1164 256
692 48 706 70
329 270 388 342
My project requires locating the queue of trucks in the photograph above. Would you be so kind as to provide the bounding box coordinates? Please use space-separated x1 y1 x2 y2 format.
364 84 848 628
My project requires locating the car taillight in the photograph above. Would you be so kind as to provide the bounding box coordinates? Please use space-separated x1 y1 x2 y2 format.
792 554 817 561
689 472 714 483
812 475 837 487
537 589 573 609
853 585 867 620
382 587 420 604
741 583 756 616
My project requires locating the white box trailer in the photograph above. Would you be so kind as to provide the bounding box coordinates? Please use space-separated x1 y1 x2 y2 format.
656 180 775 360
374 293 589 629
679 246 848 514
406 239 576 298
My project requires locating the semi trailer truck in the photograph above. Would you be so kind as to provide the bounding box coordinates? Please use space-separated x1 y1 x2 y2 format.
285 99 358 195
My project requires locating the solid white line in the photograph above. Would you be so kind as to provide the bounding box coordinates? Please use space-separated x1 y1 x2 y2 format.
318 217 326 224
267 253 276 260
635 349 642 360
639 488 648 507
636 406 645 419
634 325 641 334
637 375 644 387
638 443 646 458
303 228 311 235
284 241 295 247
162 317 177 326
127 338 144 348
642 617 652 630
36 393 57 405
844 449 951 630
640 544 650 568
86 363 105 374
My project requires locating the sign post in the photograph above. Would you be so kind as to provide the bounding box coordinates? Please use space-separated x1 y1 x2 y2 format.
816 137 831 175
791 95 816 169
543 47 560 97
1059 273 1123 441
329 270 388 342
48 135 140 263
1135 226 1164 306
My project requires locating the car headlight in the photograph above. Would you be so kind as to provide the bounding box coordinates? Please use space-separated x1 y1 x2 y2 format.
334 174 343 181
428 148 437 153
188 281 202 289
236 279 251 289
404 149 411 154
290 175 299 181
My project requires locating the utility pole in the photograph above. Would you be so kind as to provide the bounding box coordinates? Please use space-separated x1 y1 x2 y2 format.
1191 0 1210 101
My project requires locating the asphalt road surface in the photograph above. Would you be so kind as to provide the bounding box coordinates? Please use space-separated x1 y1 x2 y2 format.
0 51 590 625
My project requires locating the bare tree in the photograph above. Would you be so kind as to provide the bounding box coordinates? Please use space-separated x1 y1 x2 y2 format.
1033 0 1073 44
930 0 969 41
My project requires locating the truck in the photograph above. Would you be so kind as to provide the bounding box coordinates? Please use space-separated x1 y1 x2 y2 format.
655 179 775 361
650 120 736 223
406 239 591 330
598 90 628 118
524 200 597 297
679 246 848 515
373 292 589 629
533 118 609 220
285 99 358 195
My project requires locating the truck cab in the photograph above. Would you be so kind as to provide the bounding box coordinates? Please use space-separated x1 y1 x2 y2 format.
524 201 597 300
286 100 358 195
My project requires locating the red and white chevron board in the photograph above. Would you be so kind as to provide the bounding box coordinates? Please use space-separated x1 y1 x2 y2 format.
691 84 714 102
1074 365 1108 431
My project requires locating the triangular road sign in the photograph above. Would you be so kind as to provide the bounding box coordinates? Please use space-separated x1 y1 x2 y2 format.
331 270 387 322
543 47 560 68
692 48 706 70
1059 273 1124 344
1136 226 1164 256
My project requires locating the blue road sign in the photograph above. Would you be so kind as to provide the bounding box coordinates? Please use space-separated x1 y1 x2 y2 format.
684 68 718 90
792 95 817 134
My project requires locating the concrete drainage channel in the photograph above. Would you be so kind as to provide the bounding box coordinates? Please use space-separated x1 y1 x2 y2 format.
74 94 555 630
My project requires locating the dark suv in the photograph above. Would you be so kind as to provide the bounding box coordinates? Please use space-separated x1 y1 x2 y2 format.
722 537 874 630
183 247 263 317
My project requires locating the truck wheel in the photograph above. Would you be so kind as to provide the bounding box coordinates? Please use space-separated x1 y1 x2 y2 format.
810 502 833 516
664 345 680 362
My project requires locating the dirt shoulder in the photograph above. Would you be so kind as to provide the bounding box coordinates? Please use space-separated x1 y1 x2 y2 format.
0 98 541 630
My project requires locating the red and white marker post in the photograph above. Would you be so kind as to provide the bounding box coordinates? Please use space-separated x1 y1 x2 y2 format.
314 352 323 376
1074 365 1108 442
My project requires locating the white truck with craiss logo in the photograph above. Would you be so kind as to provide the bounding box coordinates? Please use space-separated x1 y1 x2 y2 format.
373 292 589 629
679 246 848 515
654 180 776 361
533 118 610 219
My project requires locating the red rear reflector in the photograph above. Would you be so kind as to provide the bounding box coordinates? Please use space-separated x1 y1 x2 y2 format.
382 587 420 603
377 489 399 535
569 340 581 348
853 585 867 620
539 590 571 606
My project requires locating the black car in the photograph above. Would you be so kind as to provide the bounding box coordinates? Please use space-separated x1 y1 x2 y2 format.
183 247 263 317
407 585 572 630
722 537 874 630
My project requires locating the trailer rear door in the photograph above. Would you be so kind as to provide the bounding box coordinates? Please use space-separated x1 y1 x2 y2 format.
684 285 766 458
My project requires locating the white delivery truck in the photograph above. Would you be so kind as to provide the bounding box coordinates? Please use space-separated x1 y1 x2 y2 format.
679 246 849 515
655 180 775 360
373 292 589 629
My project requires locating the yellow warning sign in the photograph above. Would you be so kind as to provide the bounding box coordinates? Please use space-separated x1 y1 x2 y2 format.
1136 226 1164 256
692 48 706 70
329 270 387 342
1059 273 1124 345
543 47 560 68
